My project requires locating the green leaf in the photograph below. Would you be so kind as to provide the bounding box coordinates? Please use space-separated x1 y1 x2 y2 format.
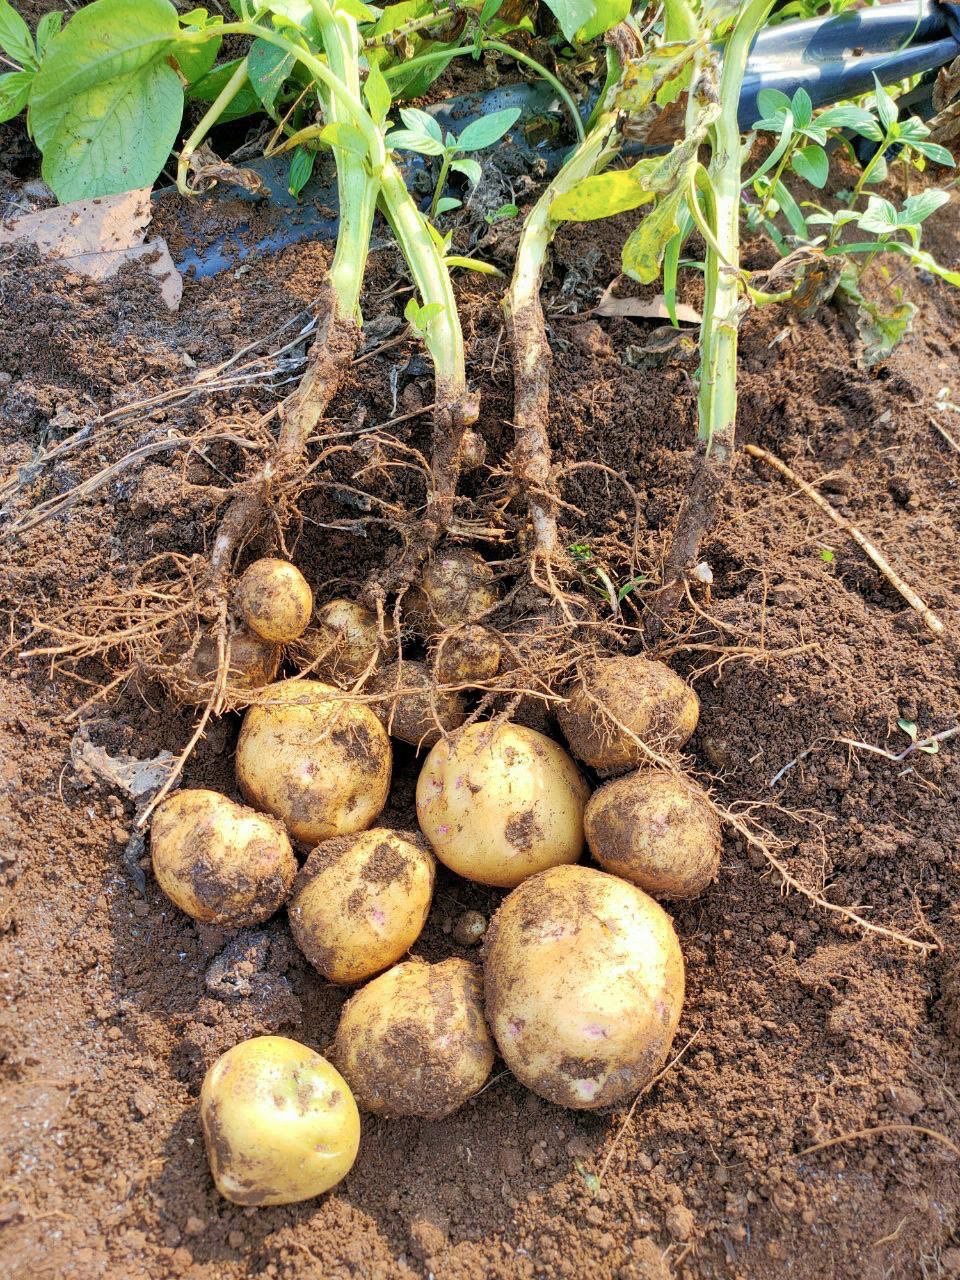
188 58 261 120
550 167 655 222
900 245 960 288
911 140 956 167
771 178 808 237
364 59 391 125
320 120 369 157
814 103 883 141
455 106 520 152
445 253 502 275
173 33 222 84
404 297 443 336
873 77 898 130
791 87 813 131
450 156 481 185
28 0 183 201
336 0 376 20
621 188 685 285
857 195 898 236
790 143 828 188
754 88 790 128
478 0 506 26
288 145 315 196
0 68 32 123
858 298 916 367
385 126 444 156
486 201 518 224
900 189 951 226
0 0 37 69
435 195 461 213
248 37 294 111
400 106 443 145
541 0 629 46
35 11 63 59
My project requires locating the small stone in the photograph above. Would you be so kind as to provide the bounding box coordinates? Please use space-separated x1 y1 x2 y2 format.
132 1088 156 1118
184 1216 205 1236
107 1026 122 1040
228 1230 245 1248
452 910 487 948
664 1204 695 1241
163 1225 181 1247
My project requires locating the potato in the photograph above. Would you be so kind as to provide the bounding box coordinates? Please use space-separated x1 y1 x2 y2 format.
292 599 388 684
408 547 499 634
585 769 721 900
236 679 391 845
165 626 281 704
373 660 466 749
151 789 296 926
236 558 313 644
431 625 502 685
416 722 588 888
200 1035 360 1205
483 864 685 1109
331 958 494 1118
556 656 699 773
289 829 435 983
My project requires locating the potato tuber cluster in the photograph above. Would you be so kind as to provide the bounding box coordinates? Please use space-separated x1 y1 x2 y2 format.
147 550 718 1205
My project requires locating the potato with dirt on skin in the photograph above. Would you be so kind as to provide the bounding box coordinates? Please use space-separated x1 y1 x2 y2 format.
151 788 297 926
288 828 435 984
416 721 588 888
200 1035 360 1205
236 679 391 845
291 598 391 684
407 546 499 635
236 558 313 644
373 659 466 749
557 655 699 773
483 864 685 1110
166 625 281 704
585 768 721 900
331 958 494 1119
431 624 502 686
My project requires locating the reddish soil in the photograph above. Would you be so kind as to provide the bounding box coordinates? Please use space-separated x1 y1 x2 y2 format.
3 96 960 1280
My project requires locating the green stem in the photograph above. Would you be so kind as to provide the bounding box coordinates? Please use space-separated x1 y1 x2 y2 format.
756 141 794 219
828 129 891 248
176 57 249 195
430 150 454 220
365 5 457 48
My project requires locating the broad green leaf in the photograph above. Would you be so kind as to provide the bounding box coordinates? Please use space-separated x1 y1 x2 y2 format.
900 189 951 225
28 0 183 201
550 167 655 222
814 103 883 140
456 106 520 151
771 178 808 237
364 59 391 124
901 245 960 288
336 0 376 20
288 145 315 196
791 87 813 131
486 201 518 223
541 0 630 46
911 139 955 167
174 32 222 84
248 37 293 111
873 77 898 130
188 58 261 120
400 106 442 145
320 120 370 157
621 188 685 285
35 12 63 59
385 126 444 156
755 88 790 123
478 0 506 26
790 143 828 188
435 195 461 213
450 156 481 185
0 69 32 123
857 195 898 235
0 0 36 69
405 297 443 335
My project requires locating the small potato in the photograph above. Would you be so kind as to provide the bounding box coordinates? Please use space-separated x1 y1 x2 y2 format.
431 625 502 685
151 789 296 926
408 547 499 634
289 829 435 984
200 1035 360 1205
236 679 391 845
373 660 466 749
416 722 588 888
483 864 685 1110
292 599 389 684
556 656 699 773
237 558 313 644
165 626 281 705
331 958 494 1119
585 769 721 900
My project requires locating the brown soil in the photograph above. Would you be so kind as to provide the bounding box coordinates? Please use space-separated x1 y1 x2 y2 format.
3 148 960 1280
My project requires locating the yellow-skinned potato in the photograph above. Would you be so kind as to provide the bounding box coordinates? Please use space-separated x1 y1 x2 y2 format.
585 769 721 900
289 829 435 983
556 656 699 773
483 865 685 1110
236 558 313 644
373 660 466 749
292 599 389 684
165 626 281 705
431 625 502 686
200 1036 360 1205
331 959 494 1119
408 547 499 634
236 679 391 845
151 789 296 926
416 722 588 888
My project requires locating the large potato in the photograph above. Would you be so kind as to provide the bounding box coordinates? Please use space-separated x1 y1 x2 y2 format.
408 547 499 634
236 558 313 643
585 769 721 900
236 679 391 845
483 864 685 1109
556 656 699 773
200 1035 360 1205
373 660 466 749
416 722 588 888
151 789 296 926
288 829 435 983
331 958 494 1119
292 599 388 684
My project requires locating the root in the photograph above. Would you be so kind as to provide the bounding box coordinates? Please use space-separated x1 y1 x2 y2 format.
797 1124 960 1162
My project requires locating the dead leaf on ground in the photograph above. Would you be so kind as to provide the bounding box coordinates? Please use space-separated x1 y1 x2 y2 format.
187 143 270 198
0 188 182 310
594 280 701 323
71 730 180 802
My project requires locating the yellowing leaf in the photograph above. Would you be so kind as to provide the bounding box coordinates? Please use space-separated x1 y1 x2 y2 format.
621 188 685 285
550 167 655 222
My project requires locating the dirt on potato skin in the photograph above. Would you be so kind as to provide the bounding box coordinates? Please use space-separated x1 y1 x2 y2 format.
1 155 960 1280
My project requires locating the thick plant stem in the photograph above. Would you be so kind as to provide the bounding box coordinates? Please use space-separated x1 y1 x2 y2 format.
648 0 776 640
504 119 620 562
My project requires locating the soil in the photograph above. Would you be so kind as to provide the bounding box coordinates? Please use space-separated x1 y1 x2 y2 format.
3 62 960 1280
